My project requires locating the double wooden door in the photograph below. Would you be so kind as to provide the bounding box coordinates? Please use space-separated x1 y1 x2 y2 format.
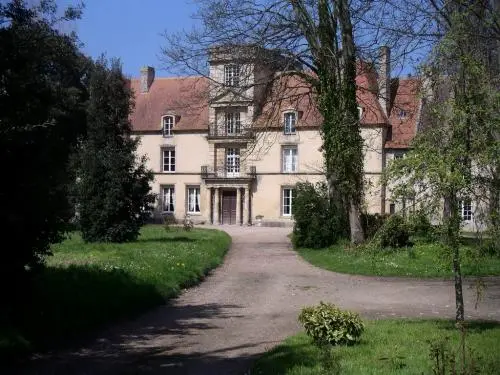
221 190 237 224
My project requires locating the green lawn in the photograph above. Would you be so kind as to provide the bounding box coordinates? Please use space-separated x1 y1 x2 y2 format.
252 320 500 375
296 240 500 277
1 225 230 358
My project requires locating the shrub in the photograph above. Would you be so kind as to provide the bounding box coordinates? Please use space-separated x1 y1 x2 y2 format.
163 214 177 230
298 302 364 346
479 238 500 257
376 214 411 248
183 214 194 231
361 212 389 239
292 182 348 248
408 211 436 242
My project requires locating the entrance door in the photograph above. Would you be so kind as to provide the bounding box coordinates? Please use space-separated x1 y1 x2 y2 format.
222 190 237 224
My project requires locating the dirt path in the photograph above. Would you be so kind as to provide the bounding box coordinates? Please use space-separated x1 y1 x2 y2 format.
15 226 500 375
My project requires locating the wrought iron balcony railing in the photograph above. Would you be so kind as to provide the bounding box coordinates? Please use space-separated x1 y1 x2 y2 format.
201 165 257 179
207 124 254 139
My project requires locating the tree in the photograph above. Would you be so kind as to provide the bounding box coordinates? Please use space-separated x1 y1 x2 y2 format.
162 0 367 243
76 58 155 243
385 2 500 322
0 0 88 304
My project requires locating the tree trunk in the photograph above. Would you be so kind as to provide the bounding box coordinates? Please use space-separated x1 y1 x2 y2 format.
338 0 366 244
349 201 364 244
452 243 465 322
443 195 465 322
489 167 500 233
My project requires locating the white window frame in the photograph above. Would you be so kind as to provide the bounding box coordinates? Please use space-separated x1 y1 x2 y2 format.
282 146 298 173
226 148 240 177
459 199 473 221
284 111 297 134
162 186 175 213
162 115 174 137
224 64 240 87
187 187 201 214
225 112 241 135
282 188 294 217
162 148 176 173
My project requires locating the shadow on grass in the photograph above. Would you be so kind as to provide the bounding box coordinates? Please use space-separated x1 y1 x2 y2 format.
3 265 163 361
252 339 323 374
434 319 500 333
136 236 198 243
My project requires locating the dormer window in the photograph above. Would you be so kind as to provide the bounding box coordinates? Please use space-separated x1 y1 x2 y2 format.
162 115 174 137
397 109 407 119
224 64 240 87
284 111 297 134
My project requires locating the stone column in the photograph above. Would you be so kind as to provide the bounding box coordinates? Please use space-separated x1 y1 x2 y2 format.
243 186 250 225
207 187 213 223
214 187 220 225
236 187 241 225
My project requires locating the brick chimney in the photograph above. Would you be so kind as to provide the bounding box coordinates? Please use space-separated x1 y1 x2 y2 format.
140 66 155 93
378 46 390 117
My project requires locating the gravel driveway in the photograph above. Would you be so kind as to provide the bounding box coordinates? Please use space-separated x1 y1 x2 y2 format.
15 226 500 375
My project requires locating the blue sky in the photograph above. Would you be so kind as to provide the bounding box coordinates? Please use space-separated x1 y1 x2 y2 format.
60 0 197 78
57 0 418 78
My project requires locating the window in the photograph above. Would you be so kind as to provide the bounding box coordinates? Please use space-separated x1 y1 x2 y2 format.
162 115 174 137
397 109 408 119
225 112 241 134
162 186 175 212
284 112 296 134
162 148 176 172
226 148 240 176
224 64 240 87
459 199 473 221
282 188 294 216
187 187 201 214
394 152 405 160
282 146 298 173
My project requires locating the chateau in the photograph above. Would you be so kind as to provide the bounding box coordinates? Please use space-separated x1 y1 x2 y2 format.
130 46 421 226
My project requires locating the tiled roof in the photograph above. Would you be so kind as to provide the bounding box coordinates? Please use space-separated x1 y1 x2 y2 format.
385 78 422 149
253 66 389 128
129 71 421 149
130 77 209 132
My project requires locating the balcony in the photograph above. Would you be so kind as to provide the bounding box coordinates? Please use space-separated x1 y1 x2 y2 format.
207 124 254 141
201 165 257 180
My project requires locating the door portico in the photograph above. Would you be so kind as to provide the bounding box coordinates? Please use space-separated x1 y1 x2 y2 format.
209 185 251 225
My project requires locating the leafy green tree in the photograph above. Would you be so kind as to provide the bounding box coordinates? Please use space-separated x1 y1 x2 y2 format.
0 0 88 303
386 3 499 322
76 58 155 243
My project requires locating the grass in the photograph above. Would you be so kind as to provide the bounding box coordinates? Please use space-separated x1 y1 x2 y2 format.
252 319 500 375
296 239 500 277
1 225 230 359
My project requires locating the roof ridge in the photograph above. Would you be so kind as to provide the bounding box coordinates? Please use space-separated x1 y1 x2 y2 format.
130 75 206 81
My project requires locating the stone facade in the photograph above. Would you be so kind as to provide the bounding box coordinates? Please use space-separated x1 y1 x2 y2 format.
131 46 423 226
